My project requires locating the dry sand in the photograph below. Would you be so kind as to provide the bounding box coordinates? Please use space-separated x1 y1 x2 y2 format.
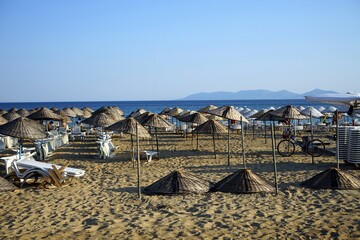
1 131 360 239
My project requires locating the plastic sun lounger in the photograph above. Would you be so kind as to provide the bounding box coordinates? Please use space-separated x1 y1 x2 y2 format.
143 151 158 162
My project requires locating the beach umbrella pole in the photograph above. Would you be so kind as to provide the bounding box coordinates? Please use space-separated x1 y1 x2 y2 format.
136 122 141 199
213 132 216 159
310 111 314 164
264 121 267 143
241 118 246 168
335 110 339 169
131 135 135 169
228 119 231 165
252 120 255 140
196 131 199 151
155 127 160 159
271 123 278 194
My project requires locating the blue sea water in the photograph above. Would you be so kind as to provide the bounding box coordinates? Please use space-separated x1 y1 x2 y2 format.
0 99 331 116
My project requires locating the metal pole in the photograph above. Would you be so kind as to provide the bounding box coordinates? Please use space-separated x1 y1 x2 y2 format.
241 117 246 168
136 122 141 199
271 123 278 194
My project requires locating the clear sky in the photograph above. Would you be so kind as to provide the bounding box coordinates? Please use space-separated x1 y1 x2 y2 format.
0 0 359 102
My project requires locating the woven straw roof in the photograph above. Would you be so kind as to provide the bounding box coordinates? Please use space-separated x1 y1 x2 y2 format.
128 109 148 118
208 106 250 123
107 117 151 138
302 168 360 190
0 109 8 115
198 105 218 113
27 107 63 121
62 108 77 117
82 109 93 118
70 107 84 116
250 109 269 119
256 110 283 121
142 114 174 128
134 111 153 124
212 169 275 194
178 112 208 124
8 107 18 113
143 170 214 195
270 105 307 120
193 119 227 134
167 107 183 117
0 117 46 139
82 112 117 127
92 107 124 120
159 107 172 115
0 177 17 192
0 115 8 125
16 109 30 117
82 107 94 113
3 112 22 121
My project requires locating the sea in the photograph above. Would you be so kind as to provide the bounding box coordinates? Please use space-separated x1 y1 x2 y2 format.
0 99 332 116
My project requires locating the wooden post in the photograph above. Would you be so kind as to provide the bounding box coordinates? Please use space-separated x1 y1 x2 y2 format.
155 127 160 159
136 122 141 199
241 117 246 168
196 131 199 151
271 123 278 194
131 135 135 169
264 121 267 143
335 110 339 169
310 111 314 164
213 132 216 159
227 119 231 166
252 120 255 140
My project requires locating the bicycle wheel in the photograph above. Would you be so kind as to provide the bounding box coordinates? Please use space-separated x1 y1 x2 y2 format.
277 140 295 157
307 139 325 157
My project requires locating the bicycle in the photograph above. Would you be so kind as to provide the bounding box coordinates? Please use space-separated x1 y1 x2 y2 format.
277 135 326 157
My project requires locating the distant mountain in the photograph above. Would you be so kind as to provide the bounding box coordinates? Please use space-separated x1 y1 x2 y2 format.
180 89 338 100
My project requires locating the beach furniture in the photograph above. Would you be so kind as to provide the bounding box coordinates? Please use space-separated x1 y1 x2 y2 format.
69 126 86 140
142 150 158 162
1 151 85 187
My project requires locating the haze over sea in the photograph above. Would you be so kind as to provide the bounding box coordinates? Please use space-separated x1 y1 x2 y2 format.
0 99 330 116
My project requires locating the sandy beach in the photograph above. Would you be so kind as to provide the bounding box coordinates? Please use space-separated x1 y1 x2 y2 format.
1 131 360 239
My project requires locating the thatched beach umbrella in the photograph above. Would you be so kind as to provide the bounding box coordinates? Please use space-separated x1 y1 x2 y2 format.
207 106 249 165
16 109 30 117
302 168 360 190
8 107 18 113
193 119 227 158
70 107 85 117
0 176 17 192
178 112 208 150
107 117 151 165
270 105 307 120
0 117 47 158
135 111 153 125
142 114 174 158
198 105 218 113
27 107 63 131
3 112 22 122
62 108 77 118
55 110 73 123
82 107 94 113
159 107 172 115
212 168 275 194
167 107 183 117
301 106 324 118
0 109 8 115
143 170 214 195
128 109 147 118
82 112 117 129
0 115 8 125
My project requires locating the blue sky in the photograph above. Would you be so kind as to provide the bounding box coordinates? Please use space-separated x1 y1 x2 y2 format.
0 0 359 102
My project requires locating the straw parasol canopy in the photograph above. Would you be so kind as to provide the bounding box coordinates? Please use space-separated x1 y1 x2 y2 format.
82 109 93 118
0 117 46 139
208 106 250 123
62 108 77 118
82 107 94 113
135 111 153 125
176 110 195 120
301 106 324 118
3 112 22 122
8 107 18 113
107 117 151 138
0 115 8 125
269 105 307 120
212 169 275 194
16 109 30 117
82 112 117 127
143 170 214 195
50 107 59 112
92 107 124 121
193 119 228 158
0 109 8 115
167 107 183 117
178 112 208 124
0 177 17 192
70 107 84 117
55 110 73 123
27 107 63 121
159 107 172 115
128 109 148 118
302 168 360 190
198 105 218 113
142 114 173 129
256 110 281 121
